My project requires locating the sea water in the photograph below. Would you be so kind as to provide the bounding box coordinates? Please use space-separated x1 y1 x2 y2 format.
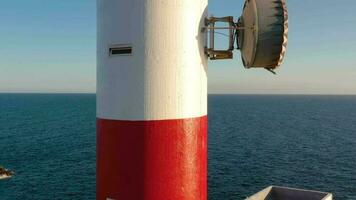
0 94 355 199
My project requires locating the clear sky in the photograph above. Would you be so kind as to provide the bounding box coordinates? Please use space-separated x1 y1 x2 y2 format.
0 0 355 94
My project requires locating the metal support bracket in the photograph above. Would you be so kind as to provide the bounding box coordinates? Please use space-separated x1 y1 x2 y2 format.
204 16 235 60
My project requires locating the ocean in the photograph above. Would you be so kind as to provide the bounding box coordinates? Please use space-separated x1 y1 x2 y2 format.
0 94 355 199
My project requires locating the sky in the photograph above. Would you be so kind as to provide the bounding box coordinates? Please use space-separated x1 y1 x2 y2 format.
0 0 355 94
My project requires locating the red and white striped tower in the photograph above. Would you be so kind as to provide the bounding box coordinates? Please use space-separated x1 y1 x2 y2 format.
97 0 208 199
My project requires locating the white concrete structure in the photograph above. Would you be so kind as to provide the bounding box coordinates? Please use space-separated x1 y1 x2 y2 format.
97 0 209 199
97 0 208 121
246 186 333 200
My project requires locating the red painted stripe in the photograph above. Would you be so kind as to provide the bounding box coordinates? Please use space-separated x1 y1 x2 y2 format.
97 116 207 200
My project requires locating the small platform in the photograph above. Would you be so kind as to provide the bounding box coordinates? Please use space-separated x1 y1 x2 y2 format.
246 186 332 200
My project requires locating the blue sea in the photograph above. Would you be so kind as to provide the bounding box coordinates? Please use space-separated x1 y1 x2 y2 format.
0 94 355 199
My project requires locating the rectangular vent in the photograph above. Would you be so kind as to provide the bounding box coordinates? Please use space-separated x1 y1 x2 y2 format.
109 45 132 56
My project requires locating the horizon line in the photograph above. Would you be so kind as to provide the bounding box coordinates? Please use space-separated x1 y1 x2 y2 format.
1 92 356 96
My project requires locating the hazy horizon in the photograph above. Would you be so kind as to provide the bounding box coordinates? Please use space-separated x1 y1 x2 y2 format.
1 0 355 94
1 92 356 96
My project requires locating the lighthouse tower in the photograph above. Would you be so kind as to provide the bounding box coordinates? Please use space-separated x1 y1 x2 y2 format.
97 0 208 199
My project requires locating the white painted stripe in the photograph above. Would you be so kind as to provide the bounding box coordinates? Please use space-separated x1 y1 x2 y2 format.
97 0 208 120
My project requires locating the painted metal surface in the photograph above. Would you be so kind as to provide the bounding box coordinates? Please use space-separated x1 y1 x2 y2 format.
97 117 207 200
239 0 288 69
97 0 208 199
